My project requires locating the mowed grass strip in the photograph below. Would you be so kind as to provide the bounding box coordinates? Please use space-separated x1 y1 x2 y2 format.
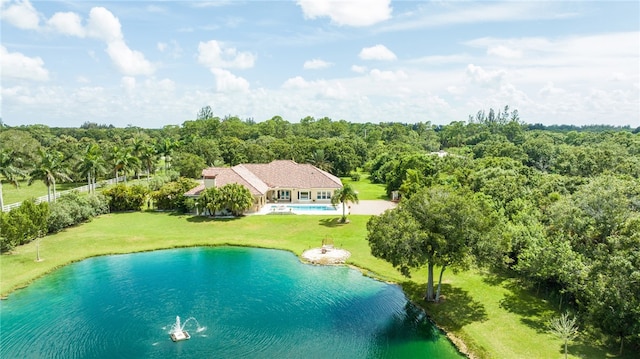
0 212 624 358
2 180 83 205
340 174 389 200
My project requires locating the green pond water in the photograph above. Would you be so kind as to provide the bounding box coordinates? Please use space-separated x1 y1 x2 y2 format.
1 247 464 358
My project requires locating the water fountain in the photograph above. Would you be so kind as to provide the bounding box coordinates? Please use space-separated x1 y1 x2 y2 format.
170 316 191 342
169 316 206 342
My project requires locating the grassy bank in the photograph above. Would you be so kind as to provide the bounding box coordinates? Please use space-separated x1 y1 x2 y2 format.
0 212 626 358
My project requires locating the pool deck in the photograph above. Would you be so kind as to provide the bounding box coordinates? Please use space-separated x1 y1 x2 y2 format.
349 200 397 215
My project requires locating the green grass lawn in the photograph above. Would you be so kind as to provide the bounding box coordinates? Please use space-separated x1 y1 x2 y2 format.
340 173 388 200
2 180 83 205
1 212 628 359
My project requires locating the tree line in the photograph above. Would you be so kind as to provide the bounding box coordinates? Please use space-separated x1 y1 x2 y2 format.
1 106 638 352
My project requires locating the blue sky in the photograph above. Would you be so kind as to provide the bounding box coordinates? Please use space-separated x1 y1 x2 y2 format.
1 0 638 128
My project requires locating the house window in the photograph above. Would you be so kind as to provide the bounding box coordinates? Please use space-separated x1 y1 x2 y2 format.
278 190 290 200
299 191 310 200
316 191 332 200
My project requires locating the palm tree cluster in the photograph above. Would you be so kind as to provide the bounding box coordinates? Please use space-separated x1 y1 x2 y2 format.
0 133 162 209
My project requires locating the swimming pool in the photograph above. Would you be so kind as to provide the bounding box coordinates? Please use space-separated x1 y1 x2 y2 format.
261 203 343 215
273 204 336 211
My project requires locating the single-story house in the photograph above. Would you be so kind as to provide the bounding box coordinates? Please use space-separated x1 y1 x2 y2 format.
185 160 343 213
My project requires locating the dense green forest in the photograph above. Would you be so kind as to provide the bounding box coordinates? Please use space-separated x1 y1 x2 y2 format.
1 106 639 353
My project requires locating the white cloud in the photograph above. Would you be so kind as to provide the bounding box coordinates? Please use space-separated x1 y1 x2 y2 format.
121 76 136 95
538 82 565 98
320 82 347 99
210 68 250 92
369 69 407 81
359 44 396 61
1 0 40 30
351 65 367 73
447 85 466 95
0 45 49 81
85 7 123 42
380 1 574 32
487 45 522 59
281 76 346 99
146 78 175 92
297 0 391 27
408 54 470 66
47 12 84 37
106 40 155 76
197 40 255 69
466 64 506 87
157 40 183 59
303 59 332 70
282 76 311 89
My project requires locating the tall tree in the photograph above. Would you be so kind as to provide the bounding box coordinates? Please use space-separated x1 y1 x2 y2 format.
111 146 140 183
368 186 496 301
138 142 157 180
331 184 359 223
76 144 106 193
307 149 332 173
28 148 71 203
156 138 179 173
0 149 26 211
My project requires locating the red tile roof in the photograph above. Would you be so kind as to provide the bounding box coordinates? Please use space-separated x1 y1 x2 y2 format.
184 183 205 196
243 160 342 189
195 160 342 196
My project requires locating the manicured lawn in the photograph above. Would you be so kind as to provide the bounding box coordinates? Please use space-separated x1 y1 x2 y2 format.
2 180 82 205
340 173 388 200
0 212 629 358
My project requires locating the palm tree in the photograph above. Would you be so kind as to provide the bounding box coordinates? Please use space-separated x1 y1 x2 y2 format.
128 135 152 179
0 149 27 211
330 184 359 223
111 146 140 183
138 143 157 181
28 148 71 203
76 144 106 193
307 149 333 173
157 138 178 173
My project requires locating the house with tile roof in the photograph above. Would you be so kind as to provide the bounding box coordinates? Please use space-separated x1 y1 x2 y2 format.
185 160 343 213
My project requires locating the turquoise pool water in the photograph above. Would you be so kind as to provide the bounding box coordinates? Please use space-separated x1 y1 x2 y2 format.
0 247 464 358
270 204 337 211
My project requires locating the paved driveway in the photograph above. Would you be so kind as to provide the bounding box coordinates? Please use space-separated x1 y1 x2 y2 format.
349 200 397 215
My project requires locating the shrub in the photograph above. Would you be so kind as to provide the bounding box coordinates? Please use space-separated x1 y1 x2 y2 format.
47 192 109 233
103 184 149 212
350 172 361 181
151 177 198 212
148 175 170 191
0 199 49 252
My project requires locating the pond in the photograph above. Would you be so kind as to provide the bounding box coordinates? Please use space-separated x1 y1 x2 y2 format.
0 247 464 358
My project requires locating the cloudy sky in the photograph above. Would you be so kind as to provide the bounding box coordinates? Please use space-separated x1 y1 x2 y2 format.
1 0 638 128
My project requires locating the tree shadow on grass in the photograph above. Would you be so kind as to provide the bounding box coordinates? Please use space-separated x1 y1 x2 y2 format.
567 340 617 359
498 287 553 333
185 215 241 223
402 281 488 331
318 218 345 228
480 268 512 286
